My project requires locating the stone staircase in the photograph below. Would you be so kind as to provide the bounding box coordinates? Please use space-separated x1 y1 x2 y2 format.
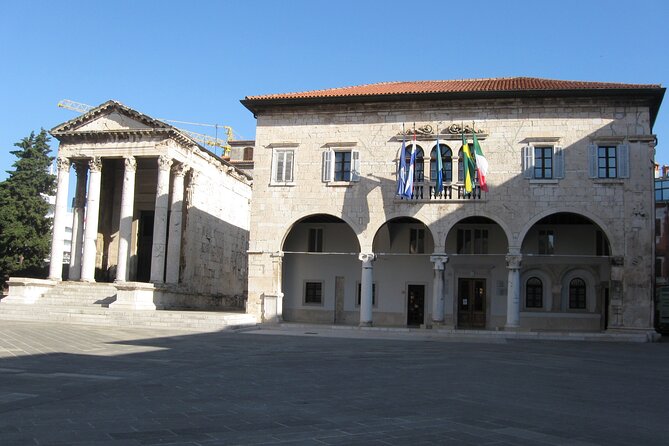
0 281 258 332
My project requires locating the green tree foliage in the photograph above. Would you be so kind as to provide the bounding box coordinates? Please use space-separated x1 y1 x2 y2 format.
0 130 56 285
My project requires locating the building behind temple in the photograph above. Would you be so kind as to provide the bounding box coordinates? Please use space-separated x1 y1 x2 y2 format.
242 77 664 333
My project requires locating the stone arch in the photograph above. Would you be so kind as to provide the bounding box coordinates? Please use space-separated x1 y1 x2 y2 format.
372 216 435 254
280 212 361 253
443 214 511 254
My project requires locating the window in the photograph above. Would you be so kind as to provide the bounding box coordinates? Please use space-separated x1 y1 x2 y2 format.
272 149 294 184
457 228 488 254
430 144 452 183
656 257 663 278
656 219 662 237
588 143 629 179
243 147 254 161
538 229 555 254
522 145 564 179
458 147 480 183
323 149 360 183
304 282 323 305
356 283 377 306
655 179 669 201
308 228 323 252
410 228 425 254
596 230 610 256
526 277 543 308
405 145 424 182
568 278 586 309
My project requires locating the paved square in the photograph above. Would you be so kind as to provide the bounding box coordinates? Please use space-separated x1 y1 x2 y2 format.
0 321 666 445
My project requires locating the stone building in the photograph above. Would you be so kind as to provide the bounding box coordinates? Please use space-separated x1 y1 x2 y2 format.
242 77 664 332
23 100 252 310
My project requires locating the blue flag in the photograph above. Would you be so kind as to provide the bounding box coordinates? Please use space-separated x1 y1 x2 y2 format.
403 131 417 199
396 129 407 197
435 134 443 197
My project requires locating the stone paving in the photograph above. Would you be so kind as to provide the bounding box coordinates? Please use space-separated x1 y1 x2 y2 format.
0 320 667 445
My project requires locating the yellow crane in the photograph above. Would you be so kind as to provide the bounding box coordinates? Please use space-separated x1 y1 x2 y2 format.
57 100 232 156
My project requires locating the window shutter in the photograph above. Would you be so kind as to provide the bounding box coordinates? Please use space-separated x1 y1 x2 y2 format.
522 145 534 179
618 144 630 178
271 150 278 182
554 146 564 179
351 150 360 182
322 150 332 182
588 144 598 178
285 151 294 182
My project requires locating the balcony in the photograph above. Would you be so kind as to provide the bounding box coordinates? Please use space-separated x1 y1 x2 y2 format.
398 181 486 201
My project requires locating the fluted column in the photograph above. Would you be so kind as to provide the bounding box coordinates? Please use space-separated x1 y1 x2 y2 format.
68 162 88 280
115 157 137 282
165 164 187 284
150 155 172 283
48 157 71 280
430 255 449 324
80 157 102 282
505 254 522 329
358 253 376 326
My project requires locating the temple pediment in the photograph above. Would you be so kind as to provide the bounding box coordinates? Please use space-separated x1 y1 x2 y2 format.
75 111 153 132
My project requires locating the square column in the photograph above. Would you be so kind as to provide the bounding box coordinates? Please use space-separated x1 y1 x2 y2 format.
115 157 137 282
68 161 88 280
150 155 173 283
165 164 187 284
80 157 102 282
48 157 71 280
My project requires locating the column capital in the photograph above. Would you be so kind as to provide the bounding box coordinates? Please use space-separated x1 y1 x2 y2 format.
56 157 71 172
505 254 522 270
124 156 137 171
358 253 376 263
430 254 449 270
157 155 173 170
88 156 102 172
172 163 188 177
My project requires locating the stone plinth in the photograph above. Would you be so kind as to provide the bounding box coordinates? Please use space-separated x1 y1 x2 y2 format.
110 282 158 311
3 278 56 304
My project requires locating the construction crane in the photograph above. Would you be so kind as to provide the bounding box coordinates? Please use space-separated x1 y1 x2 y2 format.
57 99 232 156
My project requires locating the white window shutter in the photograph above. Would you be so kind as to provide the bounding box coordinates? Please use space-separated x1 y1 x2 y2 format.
285 151 294 182
271 150 278 182
554 146 564 179
618 144 630 178
522 145 534 179
351 150 360 182
588 144 598 178
322 150 332 182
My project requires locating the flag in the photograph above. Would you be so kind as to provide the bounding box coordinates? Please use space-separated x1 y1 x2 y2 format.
403 131 417 198
396 128 407 197
472 133 489 192
462 133 476 193
435 134 443 197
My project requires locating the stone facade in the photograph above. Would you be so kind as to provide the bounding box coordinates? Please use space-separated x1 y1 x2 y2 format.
36 101 251 309
243 80 664 332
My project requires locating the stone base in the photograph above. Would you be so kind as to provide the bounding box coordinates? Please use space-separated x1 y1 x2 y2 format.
110 281 157 311
3 277 56 304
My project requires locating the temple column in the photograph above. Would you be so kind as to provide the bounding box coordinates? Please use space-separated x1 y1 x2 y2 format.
358 253 376 326
430 254 449 325
80 157 102 282
165 164 187 284
115 157 137 282
150 155 172 283
47 157 71 280
68 162 88 280
505 253 522 329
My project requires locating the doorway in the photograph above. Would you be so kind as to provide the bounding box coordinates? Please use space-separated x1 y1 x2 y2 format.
457 278 486 328
136 211 154 282
407 284 425 327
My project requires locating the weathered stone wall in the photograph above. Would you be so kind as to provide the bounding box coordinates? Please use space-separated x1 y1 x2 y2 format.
248 96 656 329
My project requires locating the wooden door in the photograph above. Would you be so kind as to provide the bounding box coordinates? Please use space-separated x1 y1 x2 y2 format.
407 284 425 327
457 278 486 328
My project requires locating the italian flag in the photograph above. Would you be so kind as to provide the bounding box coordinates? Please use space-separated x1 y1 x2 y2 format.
472 133 489 192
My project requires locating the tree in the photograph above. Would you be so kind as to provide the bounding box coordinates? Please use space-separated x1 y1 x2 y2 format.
0 130 56 286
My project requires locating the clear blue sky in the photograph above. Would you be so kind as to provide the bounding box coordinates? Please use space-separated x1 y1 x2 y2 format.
1 0 667 181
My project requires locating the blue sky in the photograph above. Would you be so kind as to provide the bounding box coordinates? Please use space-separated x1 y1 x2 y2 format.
1 0 667 181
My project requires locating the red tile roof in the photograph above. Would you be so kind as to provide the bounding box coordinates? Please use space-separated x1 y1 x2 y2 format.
245 77 661 100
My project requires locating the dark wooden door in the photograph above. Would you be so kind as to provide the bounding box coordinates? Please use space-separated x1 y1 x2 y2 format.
407 284 425 327
136 211 154 282
457 278 486 328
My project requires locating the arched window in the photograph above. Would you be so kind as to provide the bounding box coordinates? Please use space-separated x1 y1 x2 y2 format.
525 277 543 308
430 144 452 183
405 144 424 182
458 147 478 183
569 278 587 309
